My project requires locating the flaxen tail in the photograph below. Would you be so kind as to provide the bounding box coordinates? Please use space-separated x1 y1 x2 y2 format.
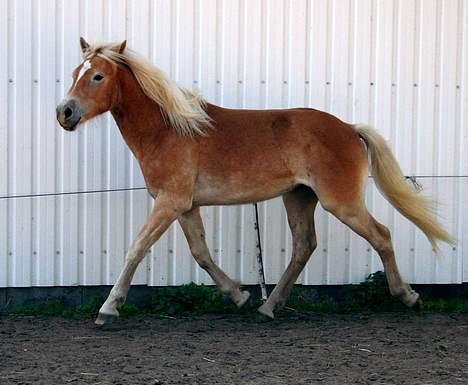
355 124 454 251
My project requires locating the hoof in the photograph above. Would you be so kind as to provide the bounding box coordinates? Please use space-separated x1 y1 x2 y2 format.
403 290 420 308
413 297 424 310
234 290 251 308
95 311 118 325
257 303 274 320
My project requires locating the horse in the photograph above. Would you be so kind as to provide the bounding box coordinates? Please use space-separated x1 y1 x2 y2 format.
56 38 453 325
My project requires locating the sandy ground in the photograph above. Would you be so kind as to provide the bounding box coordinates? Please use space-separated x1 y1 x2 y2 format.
1 312 467 385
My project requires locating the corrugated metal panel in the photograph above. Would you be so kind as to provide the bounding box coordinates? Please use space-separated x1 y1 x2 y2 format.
0 0 466 288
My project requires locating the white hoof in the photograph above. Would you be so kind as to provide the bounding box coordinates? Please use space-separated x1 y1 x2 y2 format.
257 303 274 319
404 290 420 308
95 306 119 325
234 290 251 308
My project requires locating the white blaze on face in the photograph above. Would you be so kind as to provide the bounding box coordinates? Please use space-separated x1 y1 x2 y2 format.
76 60 92 83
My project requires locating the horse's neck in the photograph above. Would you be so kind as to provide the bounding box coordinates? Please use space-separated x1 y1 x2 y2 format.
111 68 168 160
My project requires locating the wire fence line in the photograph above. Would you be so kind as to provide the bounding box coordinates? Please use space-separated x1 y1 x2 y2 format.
0 187 148 200
0 175 466 200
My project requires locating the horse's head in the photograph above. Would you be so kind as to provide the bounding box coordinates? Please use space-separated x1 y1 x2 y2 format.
56 37 126 131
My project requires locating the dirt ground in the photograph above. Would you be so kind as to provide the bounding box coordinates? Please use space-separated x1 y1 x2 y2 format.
1 312 467 385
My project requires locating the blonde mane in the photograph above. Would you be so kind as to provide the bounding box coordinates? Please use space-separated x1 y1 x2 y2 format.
84 42 212 136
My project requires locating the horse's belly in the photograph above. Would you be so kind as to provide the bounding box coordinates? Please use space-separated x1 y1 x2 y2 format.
192 174 295 206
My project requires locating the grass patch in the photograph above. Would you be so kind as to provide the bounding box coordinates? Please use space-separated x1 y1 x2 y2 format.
145 283 230 315
286 271 468 314
9 298 73 318
286 271 403 313
7 272 468 319
423 298 468 313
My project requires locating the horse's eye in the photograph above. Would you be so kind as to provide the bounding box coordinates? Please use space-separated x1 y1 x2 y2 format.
93 74 104 82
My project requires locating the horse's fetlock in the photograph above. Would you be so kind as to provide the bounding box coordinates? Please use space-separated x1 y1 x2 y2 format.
276 297 287 309
389 286 404 298
219 284 233 295
109 290 126 307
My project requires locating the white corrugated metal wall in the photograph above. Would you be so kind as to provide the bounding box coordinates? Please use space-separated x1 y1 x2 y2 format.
0 0 466 288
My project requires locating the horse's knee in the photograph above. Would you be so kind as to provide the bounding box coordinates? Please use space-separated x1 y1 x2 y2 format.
374 222 391 242
194 256 210 270
125 248 145 267
293 236 316 265
372 223 393 256
190 246 211 269
301 238 317 259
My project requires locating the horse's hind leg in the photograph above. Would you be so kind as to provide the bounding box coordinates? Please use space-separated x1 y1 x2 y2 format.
179 207 250 307
325 202 420 307
258 186 318 319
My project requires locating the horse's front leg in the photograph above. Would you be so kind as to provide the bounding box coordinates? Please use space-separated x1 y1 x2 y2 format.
179 208 250 307
95 195 187 325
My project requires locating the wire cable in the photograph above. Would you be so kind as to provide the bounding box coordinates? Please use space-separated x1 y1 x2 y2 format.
0 175 466 200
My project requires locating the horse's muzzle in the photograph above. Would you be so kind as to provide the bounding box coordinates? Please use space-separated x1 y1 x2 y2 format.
56 98 82 131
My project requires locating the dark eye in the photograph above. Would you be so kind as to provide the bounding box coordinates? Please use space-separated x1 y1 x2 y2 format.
93 74 104 82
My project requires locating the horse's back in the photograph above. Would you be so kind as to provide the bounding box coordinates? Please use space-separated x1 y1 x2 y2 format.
205 103 367 178
195 104 369 206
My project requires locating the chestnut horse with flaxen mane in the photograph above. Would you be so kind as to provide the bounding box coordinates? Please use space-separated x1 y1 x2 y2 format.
56 39 453 325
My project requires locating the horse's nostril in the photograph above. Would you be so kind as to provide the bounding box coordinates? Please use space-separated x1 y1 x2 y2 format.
64 107 73 119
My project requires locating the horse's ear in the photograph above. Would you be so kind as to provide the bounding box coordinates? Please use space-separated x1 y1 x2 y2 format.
115 40 127 54
80 37 90 54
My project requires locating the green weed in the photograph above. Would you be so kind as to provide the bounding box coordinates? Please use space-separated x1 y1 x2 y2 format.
7 272 468 318
10 298 71 317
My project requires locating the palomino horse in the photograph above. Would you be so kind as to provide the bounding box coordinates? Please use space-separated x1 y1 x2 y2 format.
56 39 453 325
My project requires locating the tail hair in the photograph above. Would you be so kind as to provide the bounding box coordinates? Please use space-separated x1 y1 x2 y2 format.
355 124 454 252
